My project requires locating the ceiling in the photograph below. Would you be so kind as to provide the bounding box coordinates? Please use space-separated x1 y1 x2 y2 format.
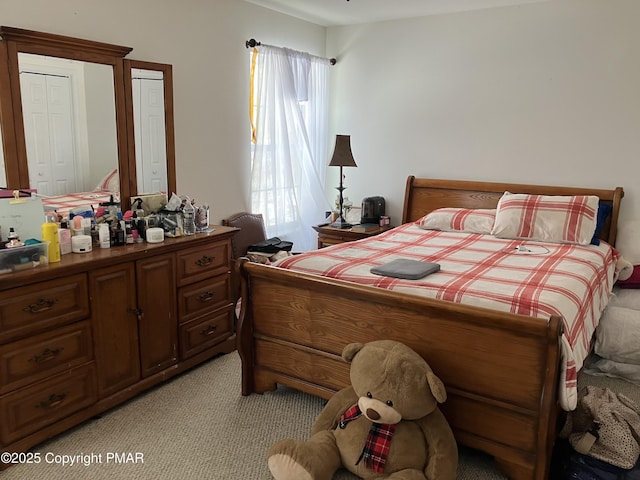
244 0 552 27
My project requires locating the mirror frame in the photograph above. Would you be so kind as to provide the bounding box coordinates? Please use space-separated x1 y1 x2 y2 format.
0 26 133 206
0 40 20 188
123 59 176 198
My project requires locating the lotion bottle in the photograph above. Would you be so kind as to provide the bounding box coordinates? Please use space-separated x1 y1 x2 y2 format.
41 222 61 262
99 223 110 249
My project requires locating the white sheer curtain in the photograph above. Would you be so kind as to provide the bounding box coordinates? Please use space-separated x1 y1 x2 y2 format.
250 45 330 252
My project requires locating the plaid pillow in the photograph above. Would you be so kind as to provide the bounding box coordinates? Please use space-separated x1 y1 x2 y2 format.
94 169 119 192
417 208 495 234
491 192 599 245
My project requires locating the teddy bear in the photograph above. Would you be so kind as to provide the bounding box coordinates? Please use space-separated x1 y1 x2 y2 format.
267 339 458 480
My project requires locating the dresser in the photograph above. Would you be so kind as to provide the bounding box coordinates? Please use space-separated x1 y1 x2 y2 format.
0 226 237 461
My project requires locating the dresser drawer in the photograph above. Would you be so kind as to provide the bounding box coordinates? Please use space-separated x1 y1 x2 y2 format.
0 274 89 343
179 307 233 359
0 363 96 444
0 321 93 394
176 241 231 286
178 274 231 323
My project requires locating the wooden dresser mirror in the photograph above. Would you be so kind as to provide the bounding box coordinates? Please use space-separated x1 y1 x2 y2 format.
0 26 176 213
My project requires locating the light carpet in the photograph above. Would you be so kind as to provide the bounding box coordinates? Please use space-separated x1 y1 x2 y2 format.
2 352 634 480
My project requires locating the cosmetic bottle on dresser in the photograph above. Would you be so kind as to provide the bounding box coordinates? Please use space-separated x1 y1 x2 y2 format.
137 216 147 241
58 220 72 255
125 220 134 244
72 215 83 236
6 227 23 248
6 228 16 246
131 212 141 243
41 221 61 263
182 198 196 235
99 223 110 249
112 216 125 246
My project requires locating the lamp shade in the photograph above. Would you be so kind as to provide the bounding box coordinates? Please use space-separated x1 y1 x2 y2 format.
328 135 357 168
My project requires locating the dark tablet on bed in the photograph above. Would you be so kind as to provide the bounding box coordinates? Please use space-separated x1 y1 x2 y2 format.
370 258 440 280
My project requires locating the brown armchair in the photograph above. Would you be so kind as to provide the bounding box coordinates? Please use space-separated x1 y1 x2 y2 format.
222 212 268 310
222 211 268 259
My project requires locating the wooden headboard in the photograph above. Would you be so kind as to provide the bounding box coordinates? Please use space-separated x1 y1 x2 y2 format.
402 176 625 245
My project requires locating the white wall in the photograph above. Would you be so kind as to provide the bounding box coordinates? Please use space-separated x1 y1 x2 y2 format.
0 0 326 222
327 0 640 225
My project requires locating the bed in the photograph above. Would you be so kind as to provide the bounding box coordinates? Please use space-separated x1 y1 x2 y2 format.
41 190 115 217
41 169 120 218
236 176 624 480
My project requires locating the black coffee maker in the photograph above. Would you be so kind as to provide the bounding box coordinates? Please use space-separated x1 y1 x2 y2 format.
360 196 385 224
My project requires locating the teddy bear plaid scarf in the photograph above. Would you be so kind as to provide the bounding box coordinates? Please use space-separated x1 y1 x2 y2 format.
339 404 397 473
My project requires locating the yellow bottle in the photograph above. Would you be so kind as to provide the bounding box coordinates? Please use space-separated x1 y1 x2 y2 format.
41 222 61 263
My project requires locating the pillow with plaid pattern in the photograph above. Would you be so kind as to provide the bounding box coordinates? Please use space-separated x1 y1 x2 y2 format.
417 208 495 234
491 192 599 245
94 168 119 192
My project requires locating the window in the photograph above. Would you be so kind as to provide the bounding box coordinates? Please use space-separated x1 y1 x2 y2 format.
249 45 330 251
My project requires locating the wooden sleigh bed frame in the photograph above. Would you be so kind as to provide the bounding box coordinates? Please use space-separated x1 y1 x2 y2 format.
236 176 624 480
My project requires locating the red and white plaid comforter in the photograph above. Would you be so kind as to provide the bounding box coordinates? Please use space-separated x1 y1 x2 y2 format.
42 191 114 217
274 223 618 410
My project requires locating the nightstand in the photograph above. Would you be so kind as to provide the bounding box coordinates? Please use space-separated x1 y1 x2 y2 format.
312 224 393 249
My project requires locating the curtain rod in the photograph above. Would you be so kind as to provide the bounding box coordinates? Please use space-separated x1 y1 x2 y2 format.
245 38 336 65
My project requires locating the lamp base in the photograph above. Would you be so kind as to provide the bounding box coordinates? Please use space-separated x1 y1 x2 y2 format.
330 218 352 229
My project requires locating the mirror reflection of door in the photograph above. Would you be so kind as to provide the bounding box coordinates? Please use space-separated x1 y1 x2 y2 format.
19 57 82 195
132 68 167 194
18 53 118 196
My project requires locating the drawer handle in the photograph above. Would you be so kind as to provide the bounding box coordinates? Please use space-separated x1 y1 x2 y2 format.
29 347 64 364
36 392 67 409
195 255 214 267
24 298 58 314
200 325 217 336
198 291 215 302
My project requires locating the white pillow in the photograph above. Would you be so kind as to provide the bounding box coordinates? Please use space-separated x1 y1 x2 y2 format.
583 356 640 386
616 220 640 265
491 192 599 245
609 287 640 311
417 208 495 234
595 306 640 364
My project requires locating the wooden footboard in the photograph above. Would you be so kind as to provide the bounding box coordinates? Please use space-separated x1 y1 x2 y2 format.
237 259 563 480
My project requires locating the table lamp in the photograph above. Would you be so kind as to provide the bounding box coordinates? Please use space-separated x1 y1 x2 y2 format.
329 135 357 228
